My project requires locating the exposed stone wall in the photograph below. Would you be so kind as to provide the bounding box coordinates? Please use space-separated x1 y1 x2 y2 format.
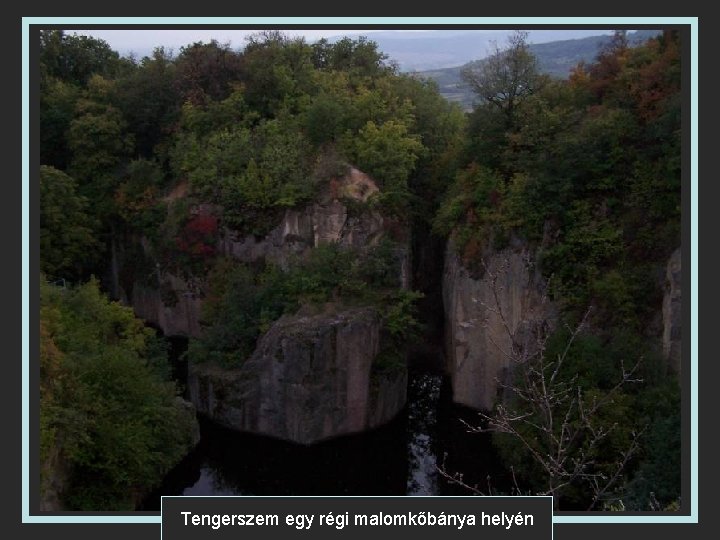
188 308 407 444
442 240 555 411
663 247 682 374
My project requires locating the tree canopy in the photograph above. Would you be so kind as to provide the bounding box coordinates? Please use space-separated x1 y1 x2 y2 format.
461 31 546 123
436 30 681 510
40 278 197 509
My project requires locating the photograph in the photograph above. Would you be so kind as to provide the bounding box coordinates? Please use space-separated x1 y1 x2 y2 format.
36 25 683 514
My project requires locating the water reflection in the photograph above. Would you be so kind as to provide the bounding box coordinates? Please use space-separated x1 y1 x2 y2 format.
406 374 442 495
140 370 510 509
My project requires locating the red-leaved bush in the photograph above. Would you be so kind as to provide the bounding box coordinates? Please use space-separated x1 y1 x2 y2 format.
176 214 218 257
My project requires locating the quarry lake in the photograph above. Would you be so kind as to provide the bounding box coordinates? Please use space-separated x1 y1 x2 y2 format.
139 368 510 507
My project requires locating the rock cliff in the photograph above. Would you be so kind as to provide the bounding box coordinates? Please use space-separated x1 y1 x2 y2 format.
127 168 410 337
218 199 385 267
663 247 682 374
131 272 204 338
188 307 407 444
122 167 409 444
442 240 555 411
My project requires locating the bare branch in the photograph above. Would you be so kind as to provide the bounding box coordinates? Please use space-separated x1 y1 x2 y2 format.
444 255 645 509
436 452 487 495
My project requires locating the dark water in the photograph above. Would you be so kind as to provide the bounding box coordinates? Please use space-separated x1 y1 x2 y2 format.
140 363 512 510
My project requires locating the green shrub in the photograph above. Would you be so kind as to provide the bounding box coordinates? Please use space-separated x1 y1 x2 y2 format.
40 278 196 510
191 242 421 368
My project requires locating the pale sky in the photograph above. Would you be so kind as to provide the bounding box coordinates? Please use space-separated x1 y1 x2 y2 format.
76 29 361 55
72 29 614 60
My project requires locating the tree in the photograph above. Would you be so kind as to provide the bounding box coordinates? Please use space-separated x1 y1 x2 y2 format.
461 31 544 124
114 47 181 158
40 30 123 87
312 36 392 78
40 77 81 169
40 278 198 510
437 259 646 510
241 32 315 117
39 31 124 170
114 158 165 232
304 92 346 145
348 120 423 215
39 166 99 280
174 40 244 104
67 75 134 218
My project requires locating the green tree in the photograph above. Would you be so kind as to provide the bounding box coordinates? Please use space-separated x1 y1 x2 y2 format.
174 40 243 104
347 120 423 214
242 32 315 117
312 36 392 78
461 31 544 125
40 30 123 87
40 78 81 170
304 92 347 145
67 75 134 216
114 47 181 158
39 166 99 280
432 164 506 263
40 278 197 510
171 103 314 234
114 158 166 235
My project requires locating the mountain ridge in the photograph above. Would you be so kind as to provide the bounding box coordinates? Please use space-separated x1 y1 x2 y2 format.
414 30 662 110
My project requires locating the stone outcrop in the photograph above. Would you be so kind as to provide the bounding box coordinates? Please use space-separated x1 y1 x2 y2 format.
131 273 204 338
129 167 410 337
188 308 407 444
218 200 386 268
122 167 409 444
662 247 682 374
442 239 555 411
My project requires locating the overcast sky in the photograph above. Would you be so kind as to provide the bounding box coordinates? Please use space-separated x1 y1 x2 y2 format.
73 28 615 60
77 29 361 55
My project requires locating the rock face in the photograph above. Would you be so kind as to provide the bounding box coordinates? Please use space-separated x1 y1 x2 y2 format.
663 247 682 374
188 308 407 444
131 273 204 338
442 240 555 411
123 167 409 444
218 200 386 267
40 444 69 511
219 168 386 268
129 168 410 337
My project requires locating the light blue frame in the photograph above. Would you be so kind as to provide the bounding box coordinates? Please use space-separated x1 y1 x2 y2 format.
21 16 699 525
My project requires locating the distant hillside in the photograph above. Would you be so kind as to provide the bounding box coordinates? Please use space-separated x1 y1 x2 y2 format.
416 30 662 110
334 29 617 72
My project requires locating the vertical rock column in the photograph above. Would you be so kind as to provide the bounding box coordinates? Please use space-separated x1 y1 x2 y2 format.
442 242 554 411
663 247 682 374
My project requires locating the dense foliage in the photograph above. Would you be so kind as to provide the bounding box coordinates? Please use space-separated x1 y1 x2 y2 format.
435 30 681 509
435 31 680 326
39 30 462 238
190 241 421 368
38 30 455 508
39 279 196 510
39 166 99 280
